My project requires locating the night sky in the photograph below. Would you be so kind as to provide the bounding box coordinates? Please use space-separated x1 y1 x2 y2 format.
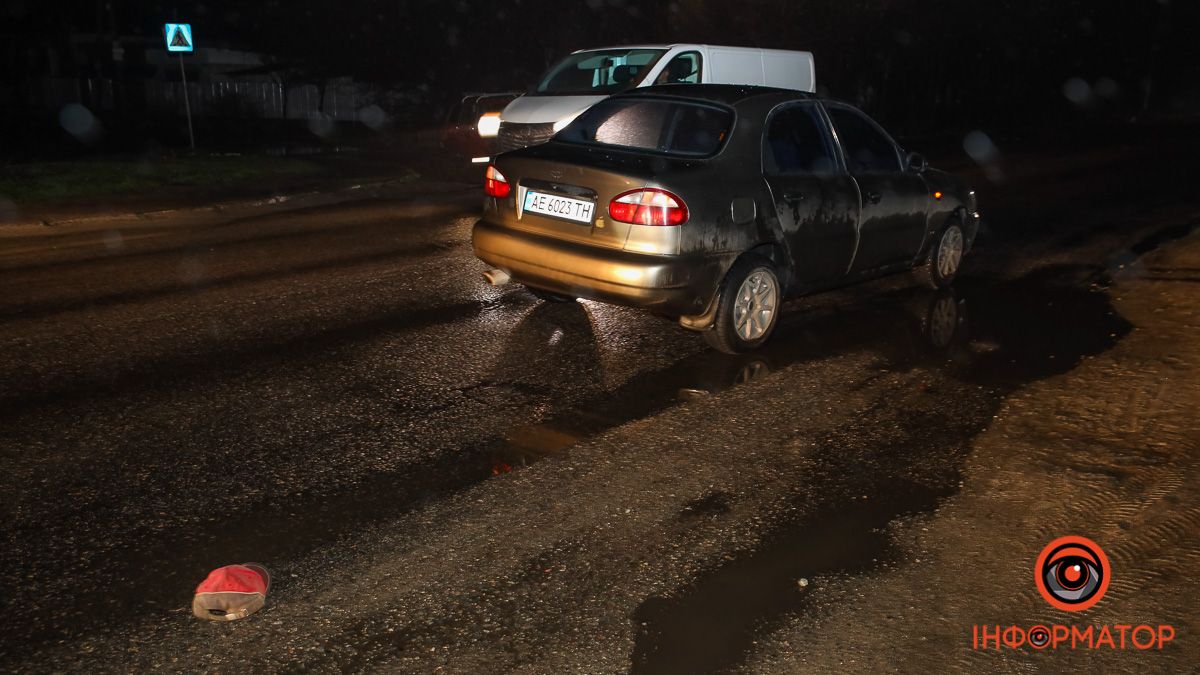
3 1 1199 137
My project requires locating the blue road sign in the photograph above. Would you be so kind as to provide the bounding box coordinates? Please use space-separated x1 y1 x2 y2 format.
164 23 193 52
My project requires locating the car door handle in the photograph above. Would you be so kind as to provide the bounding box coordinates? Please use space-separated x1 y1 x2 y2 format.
782 191 806 204
863 190 882 205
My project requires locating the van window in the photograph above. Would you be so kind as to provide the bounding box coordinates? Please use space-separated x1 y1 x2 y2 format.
763 104 838 175
654 52 702 85
557 98 733 157
535 49 666 95
826 106 901 173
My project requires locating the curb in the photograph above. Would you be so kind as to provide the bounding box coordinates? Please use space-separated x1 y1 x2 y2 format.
1 176 470 230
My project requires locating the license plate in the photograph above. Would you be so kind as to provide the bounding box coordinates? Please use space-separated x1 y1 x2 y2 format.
522 189 595 224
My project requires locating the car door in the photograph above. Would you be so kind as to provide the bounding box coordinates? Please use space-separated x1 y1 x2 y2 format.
825 104 928 274
761 102 859 287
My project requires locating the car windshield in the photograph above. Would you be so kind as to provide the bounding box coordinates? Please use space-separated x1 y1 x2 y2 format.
534 48 666 95
555 98 733 157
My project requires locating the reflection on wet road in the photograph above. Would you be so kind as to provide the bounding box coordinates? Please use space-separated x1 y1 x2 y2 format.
492 266 1129 472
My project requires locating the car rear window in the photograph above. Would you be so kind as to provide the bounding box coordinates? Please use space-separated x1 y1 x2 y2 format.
556 98 733 157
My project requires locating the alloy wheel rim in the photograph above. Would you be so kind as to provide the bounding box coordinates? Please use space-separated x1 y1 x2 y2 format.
732 270 778 341
938 225 964 279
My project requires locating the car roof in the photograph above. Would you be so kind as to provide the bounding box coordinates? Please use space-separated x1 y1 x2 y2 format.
613 84 813 106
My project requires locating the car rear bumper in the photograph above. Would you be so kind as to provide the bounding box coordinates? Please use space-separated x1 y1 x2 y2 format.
472 219 725 315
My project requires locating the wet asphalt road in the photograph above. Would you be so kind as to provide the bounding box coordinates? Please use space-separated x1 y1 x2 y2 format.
1 133 1199 672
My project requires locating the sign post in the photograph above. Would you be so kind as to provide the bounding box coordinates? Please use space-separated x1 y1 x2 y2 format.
164 23 195 150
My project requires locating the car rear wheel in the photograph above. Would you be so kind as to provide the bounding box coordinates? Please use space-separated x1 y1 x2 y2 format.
915 219 964 289
527 287 576 303
703 255 781 354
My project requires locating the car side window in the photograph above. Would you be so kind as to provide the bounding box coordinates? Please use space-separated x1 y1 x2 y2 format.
763 103 839 175
827 106 901 173
655 52 702 85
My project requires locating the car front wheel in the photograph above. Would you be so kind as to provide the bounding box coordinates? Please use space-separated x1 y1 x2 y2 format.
703 255 781 354
915 219 965 289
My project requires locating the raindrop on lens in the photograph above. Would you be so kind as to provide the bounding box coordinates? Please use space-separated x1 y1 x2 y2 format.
59 103 104 144
308 113 335 139
963 130 1003 183
962 130 998 164
0 196 18 223
179 257 204 285
1062 77 1093 106
102 230 125 252
359 105 386 131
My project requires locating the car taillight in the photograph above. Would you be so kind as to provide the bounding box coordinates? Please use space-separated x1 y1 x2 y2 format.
484 165 510 198
608 188 689 226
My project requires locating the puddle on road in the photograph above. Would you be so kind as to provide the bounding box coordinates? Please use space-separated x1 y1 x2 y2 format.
1106 218 1200 278
1127 219 1199 256
625 265 1133 673
633 480 945 675
14 264 1132 657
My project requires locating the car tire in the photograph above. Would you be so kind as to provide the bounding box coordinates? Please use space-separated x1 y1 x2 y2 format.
914 219 965 289
527 287 576 303
702 255 781 354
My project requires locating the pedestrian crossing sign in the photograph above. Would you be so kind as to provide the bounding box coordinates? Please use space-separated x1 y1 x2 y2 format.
164 23 193 52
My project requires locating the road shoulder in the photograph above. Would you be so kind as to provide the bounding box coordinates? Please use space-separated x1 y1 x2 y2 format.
741 231 1200 672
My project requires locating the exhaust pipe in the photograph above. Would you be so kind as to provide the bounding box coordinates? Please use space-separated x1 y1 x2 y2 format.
482 268 511 286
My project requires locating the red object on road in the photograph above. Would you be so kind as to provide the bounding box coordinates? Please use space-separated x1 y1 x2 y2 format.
192 563 271 621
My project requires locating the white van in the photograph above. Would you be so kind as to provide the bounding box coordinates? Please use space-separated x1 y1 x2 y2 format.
480 44 815 157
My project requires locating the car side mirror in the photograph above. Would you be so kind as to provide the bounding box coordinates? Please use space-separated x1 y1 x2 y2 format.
907 151 928 173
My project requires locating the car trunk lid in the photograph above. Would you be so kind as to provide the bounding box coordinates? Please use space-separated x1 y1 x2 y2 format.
491 146 703 253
